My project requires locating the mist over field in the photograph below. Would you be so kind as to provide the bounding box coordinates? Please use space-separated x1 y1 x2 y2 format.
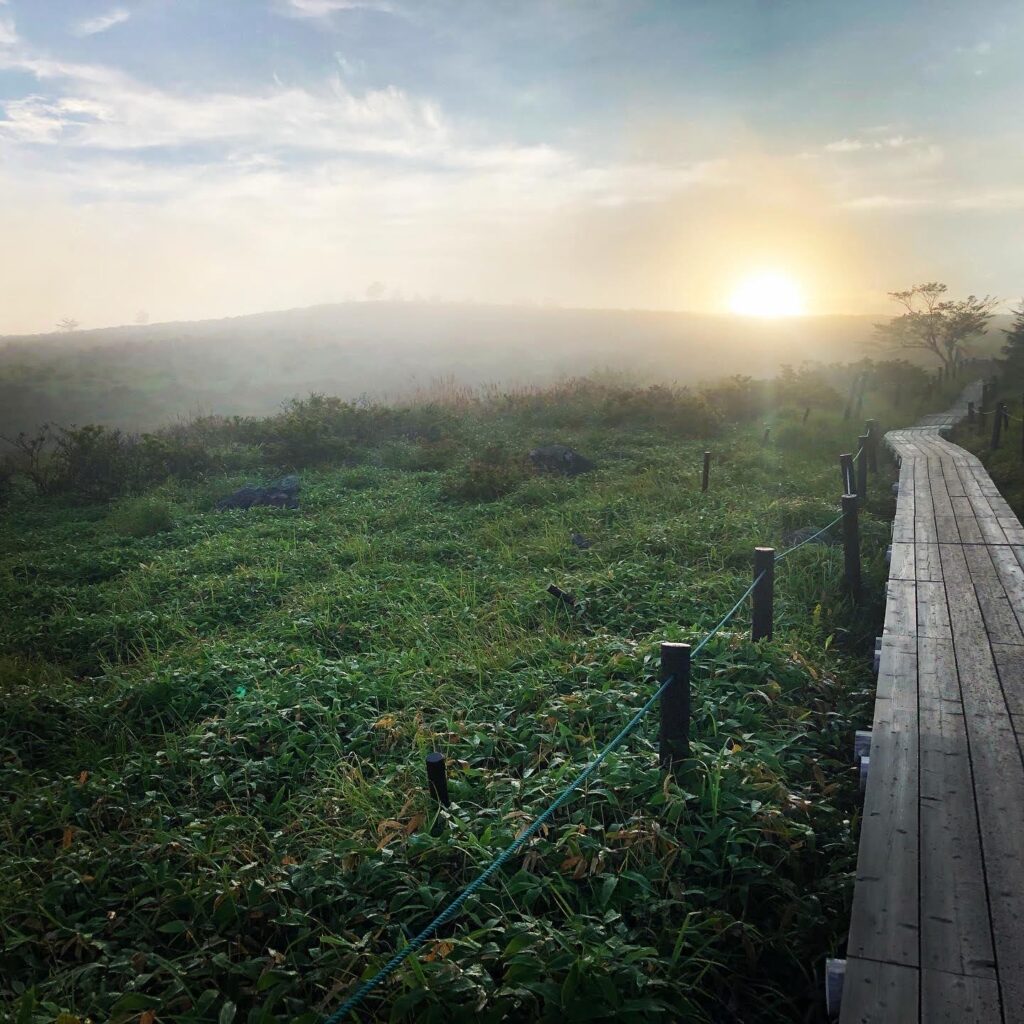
2 301 1008 437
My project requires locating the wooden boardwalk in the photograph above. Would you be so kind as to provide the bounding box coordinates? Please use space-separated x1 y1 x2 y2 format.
842 382 1024 1023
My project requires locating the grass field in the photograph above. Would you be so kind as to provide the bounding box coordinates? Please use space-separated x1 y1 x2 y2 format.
1 386 911 1023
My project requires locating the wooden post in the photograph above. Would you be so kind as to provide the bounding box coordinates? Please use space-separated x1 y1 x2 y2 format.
840 452 855 496
856 434 869 502
1003 404 1011 430
752 547 775 641
968 401 975 424
1021 394 1024 460
762 425 771 445
979 407 988 435
426 752 450 807
802 406 811 424
865 419 878 474
658 642 691 769
701 451 711 493
991 402 1003 450
842 494 862 601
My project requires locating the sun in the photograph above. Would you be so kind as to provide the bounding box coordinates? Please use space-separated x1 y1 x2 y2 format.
729 271 807 317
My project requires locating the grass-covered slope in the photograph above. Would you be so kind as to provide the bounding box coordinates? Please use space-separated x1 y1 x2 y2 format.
1 395 901 1023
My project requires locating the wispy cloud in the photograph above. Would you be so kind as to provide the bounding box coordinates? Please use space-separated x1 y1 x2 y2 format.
73 7 131 37
280 0 396 18
0 10 17 47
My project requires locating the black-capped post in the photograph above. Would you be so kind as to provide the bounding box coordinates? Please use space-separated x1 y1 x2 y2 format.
658 642 691 769
856 435 869 502
839 452 855 496
752 547 775 642
842 494 862 601
425 752 450 808
991 402 1003 450
701 451 711 493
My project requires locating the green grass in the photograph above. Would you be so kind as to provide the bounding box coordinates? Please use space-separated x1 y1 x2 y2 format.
0 401 904 1024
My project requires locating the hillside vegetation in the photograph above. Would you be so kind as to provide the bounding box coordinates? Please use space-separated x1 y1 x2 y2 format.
0 365 956 1023
4 301 1002 438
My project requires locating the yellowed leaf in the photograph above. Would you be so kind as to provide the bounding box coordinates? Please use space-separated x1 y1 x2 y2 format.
61 826 75 849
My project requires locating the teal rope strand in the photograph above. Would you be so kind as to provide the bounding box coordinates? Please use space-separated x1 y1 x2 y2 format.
774 512 844 562
322 506 843 1021
323 673 676 1024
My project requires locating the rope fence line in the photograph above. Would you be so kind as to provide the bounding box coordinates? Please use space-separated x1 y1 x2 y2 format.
320 414 885 1022
323 508 851 1020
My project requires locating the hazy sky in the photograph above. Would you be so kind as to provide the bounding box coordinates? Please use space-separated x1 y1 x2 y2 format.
1 0 1022 333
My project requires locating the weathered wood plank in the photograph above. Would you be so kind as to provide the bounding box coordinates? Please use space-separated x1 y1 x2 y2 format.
840 958 919 1024
847 684 919 966
890 542 916 581
877 634 918 700
919 696 996 978
993 644 1024 714
921 970 1000 1023
917 580 952 639
884 579 918 637
915 543 943 582
973 580 1024 645
959 708 1024 1021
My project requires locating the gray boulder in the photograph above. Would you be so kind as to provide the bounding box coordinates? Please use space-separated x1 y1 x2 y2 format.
529 445 595 476
217 474 300 511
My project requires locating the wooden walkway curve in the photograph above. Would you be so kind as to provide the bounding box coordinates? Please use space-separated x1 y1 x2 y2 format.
842 382 1024 1023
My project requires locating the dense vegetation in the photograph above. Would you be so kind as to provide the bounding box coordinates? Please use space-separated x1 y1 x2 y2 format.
0 363 954 1023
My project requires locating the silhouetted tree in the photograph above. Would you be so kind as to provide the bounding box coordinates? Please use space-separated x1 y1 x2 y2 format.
56 317 80 332
874 283 996 371
1001 300 1024 379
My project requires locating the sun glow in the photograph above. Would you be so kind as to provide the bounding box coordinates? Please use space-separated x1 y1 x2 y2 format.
729 271 807 317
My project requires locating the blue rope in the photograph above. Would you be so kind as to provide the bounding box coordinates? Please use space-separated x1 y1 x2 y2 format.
322 502 849 1020
324 674 676 1023
323 569 769 1022
773 512 844 562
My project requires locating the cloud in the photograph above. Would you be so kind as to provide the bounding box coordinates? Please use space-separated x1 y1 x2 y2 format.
824 135 925 154
0 11 17 46
280 0 396 18
73 7 131 36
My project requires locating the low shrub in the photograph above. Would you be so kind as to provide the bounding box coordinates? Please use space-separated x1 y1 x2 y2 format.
108 498 175 537
441 444 531 502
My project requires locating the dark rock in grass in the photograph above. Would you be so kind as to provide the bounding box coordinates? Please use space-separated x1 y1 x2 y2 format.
529 444 595 476
570 532 592 549
782 525 836 548
217 475 300 511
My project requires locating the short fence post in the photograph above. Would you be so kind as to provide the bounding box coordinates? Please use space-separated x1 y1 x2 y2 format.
991 402 1003 450
856 434 869 502
763 425 771 445
1003 404 1011 430
701 451 711 493
1020 394 1024 460
752 547 775 641
842 494 862 601
979 407 988 435
839 452 855 496
865 419 878 474
426 752 451 808
803 406 811 424
968 401 975 424
659 642 691 769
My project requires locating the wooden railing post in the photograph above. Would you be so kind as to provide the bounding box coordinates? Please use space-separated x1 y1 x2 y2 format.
842 494 862 601
991 402 1003 450
752 547 775 641
979 406 988 435
659 642 691 769
840 453 855 496
701 451 711 493
426 752 450 808
968 401 975 424
856 434 869 502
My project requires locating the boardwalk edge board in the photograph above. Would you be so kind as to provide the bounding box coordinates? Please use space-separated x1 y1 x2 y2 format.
838 382 1024 1024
